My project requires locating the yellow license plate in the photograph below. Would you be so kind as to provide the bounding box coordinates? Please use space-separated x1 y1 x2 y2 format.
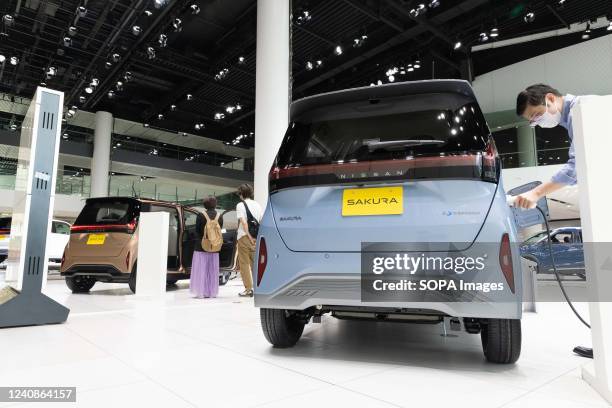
0 235 6 241
87 234 106 245
342 186 403 216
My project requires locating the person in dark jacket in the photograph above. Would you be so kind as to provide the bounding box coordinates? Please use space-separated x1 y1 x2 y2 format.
190 196 223 298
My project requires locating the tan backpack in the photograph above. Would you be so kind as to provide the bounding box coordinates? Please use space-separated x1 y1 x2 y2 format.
201 212 223 252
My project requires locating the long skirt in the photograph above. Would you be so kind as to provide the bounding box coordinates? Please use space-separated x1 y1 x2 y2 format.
190 251 219 298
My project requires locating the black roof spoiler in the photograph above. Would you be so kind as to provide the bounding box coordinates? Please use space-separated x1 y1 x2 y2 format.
290 80 476 120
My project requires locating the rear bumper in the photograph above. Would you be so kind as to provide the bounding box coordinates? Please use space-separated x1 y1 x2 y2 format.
255 273 521 319
61 265 130 282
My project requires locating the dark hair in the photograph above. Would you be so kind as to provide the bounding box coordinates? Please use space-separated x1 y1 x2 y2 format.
203 195 217 210
237 183 254 200
516 84 562 116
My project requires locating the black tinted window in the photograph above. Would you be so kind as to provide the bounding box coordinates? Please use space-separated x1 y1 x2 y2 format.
0 218 10 229
75 200 138 226
277 102 489 168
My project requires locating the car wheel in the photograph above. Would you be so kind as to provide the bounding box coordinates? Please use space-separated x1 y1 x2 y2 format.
65 276 96 293
481 318 521 364
260 308 305 348
128 266 137 294
219 270 230 286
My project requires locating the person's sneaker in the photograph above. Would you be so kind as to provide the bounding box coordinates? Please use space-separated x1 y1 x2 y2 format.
238 289 253 297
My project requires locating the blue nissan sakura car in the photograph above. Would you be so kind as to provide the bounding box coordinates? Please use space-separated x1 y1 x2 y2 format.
520 227 585 279
254 80 524 364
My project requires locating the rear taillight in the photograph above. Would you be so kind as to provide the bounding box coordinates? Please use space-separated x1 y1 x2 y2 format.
499 233 515 293
481 138 500 183
126 217 137 234
70 217 138 234
257 237 267 286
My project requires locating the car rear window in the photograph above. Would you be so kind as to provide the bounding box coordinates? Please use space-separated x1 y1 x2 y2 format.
0 218 10 230
74 200 138 226
276 101 489 168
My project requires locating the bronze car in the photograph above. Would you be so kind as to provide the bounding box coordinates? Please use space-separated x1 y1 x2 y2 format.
60 197 237 293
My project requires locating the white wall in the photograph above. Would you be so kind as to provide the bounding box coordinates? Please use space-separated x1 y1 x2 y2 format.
474 35 612 113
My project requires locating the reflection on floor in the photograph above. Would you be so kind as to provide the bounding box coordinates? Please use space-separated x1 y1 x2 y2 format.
0 276 607 408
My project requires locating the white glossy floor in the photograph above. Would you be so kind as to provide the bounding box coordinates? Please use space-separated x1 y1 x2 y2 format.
0 275 608 408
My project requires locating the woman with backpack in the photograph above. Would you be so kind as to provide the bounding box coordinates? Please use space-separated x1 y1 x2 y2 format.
190 196 224 299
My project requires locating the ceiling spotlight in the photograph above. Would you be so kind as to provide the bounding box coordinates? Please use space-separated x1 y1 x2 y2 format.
158 33 167 47
524 11 535 23
479 32 489 42
90 78 99 87
107 90 115 99
226 106 235 114
79 95 86 103
116 81 123 90
147 46 156 59
582 23 591 40
453 41 462 50
172 18 182 32
334 45 343 55
67 107 77 116
186 93 193 100
170 104 177 111
66 111 74 119
490 27 499 38
235 103 242 110
305 61 314 70
157 113 164 120
46 66 57 78
388 75 395 83
68 26 77 36
154 0 168 9
214 112 225 120
414 60 421 69
0 54 5 63
105 61 113 69
195 123 204 130
295 9 312 25
132 25 142 36
429 0 440 8
238 56 245 65
316 59 323 68
144 10 153 17
63 36 72 47
123 71 133 82
112 53 121 62
62 133 69 139
190 4 200 15
10 56 19 65
84 86 93 94
77 6 87 17
3 14 15 27
143 123 149 128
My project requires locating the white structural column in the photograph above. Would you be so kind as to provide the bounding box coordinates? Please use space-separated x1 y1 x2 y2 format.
254 0 290 206
517 125 537 167
572 96 612 404
136 212 169 298
90 111 113 198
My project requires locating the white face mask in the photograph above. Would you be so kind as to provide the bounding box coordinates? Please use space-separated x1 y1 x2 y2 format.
531 98 561 128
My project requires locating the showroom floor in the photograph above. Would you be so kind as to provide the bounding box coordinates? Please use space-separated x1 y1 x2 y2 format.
0 274 608 408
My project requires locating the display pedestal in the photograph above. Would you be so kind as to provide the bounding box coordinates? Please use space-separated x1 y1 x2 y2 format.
571 96 612 405
135 212 169 298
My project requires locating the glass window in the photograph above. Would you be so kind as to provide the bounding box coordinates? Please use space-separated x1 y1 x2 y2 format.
53 221 71 235
74 199 138 226
221 210 238 230
552 231 573 244
277 101 490 168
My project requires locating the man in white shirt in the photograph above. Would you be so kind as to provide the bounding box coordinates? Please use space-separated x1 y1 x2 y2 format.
235 184 263 297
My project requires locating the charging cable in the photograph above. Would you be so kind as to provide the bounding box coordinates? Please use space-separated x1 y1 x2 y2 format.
508 196 593 358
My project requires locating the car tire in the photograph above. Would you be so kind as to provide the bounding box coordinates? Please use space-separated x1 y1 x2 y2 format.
65 276 96 293
219 270 230 286
128 266 137 294
260 308 305 348
481 318 521 364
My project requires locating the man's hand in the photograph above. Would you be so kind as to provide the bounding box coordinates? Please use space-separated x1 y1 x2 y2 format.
515 190 540 209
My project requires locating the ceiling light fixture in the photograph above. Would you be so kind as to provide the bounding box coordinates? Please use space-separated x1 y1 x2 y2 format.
3 14 14 27
582 22 591 40
238 56 245 65
123 71 133 82
107 90 115 99
147 46 156 59
154 0 168 9
68 26 77 36
84 86 93 94
479 32 489 42
77 6 87 18
172 18 182 32
190 4 200 15
132 25 142 36
524 11 535 23
334 45 343 55
79 95 86 103
10 56 19 65
157 113 164 120
170 104 177 111
186 93 193 100
305 61 314 70
490 27 499 38
158 33 167 47
105 61 113 69
429 0 440 8
453 40 462 50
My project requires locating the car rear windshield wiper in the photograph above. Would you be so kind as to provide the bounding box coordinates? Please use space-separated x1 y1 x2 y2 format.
365 139 445 150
